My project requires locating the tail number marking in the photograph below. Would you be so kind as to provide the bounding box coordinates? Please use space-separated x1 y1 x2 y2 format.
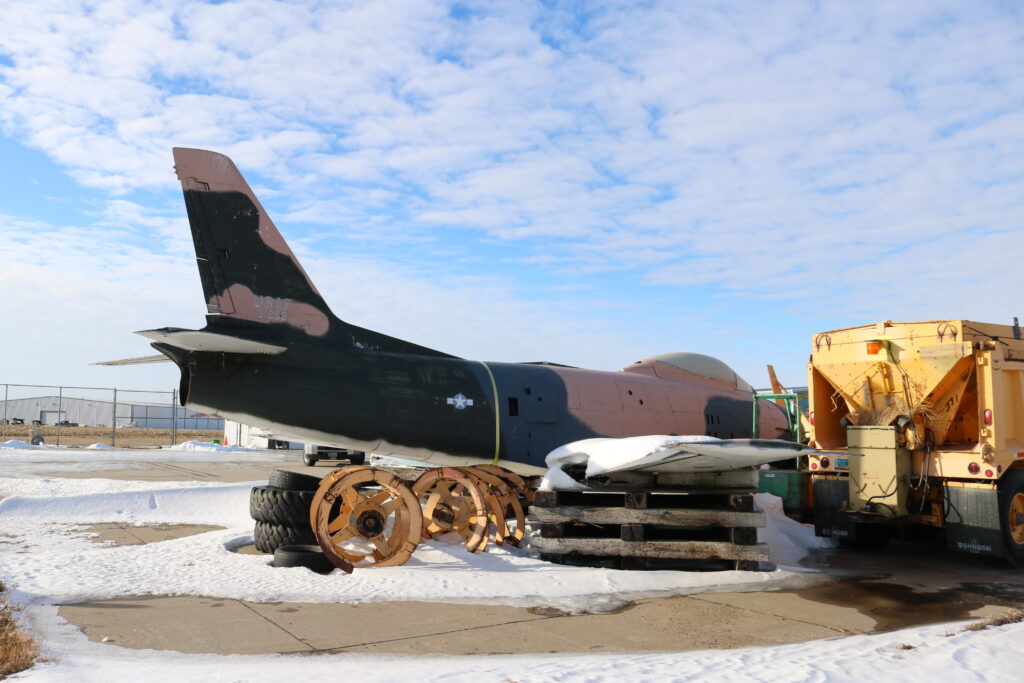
254 295 292 323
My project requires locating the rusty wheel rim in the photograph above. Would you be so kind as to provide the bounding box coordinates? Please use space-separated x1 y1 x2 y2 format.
460 466 523 547
471 466 528 546
1009 493 1024 546
310 466 422 570
411 467 488 551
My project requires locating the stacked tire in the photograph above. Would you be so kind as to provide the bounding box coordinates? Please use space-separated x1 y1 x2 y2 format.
250 470 323 553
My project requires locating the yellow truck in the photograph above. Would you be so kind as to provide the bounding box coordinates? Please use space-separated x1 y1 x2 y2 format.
804 319 1024 565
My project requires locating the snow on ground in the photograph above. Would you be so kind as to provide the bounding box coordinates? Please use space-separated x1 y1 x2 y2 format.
0 472 816 610
0 442 280 477
2 444 1023 681
165 440 265 452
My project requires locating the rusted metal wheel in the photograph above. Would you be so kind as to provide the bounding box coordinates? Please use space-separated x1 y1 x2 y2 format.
310 466 422 572
474 464 535 505
411 467 489 552
460 466 526 547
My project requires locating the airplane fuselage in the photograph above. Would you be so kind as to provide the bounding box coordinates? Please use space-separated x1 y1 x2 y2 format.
174 344 785 474
149 148 789 475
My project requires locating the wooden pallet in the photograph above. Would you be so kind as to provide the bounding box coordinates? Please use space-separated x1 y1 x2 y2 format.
530 487 768 571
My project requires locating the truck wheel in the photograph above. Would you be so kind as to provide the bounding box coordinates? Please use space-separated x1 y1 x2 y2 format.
303 452 318 467
348 452 366 466
998 469 1024 567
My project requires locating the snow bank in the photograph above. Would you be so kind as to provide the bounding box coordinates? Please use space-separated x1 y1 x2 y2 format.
0 439 38 449
754 493 835 566
165 440 260 452
0 481 254 527
85 443 113 450
0 445 281 478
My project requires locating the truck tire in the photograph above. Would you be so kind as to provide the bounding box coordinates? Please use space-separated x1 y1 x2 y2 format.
249 486 315 526
303 451 318 467
268 469 322 492
348 452 366 465
998 469 1024 567
272 544 335 574
253 521 318 553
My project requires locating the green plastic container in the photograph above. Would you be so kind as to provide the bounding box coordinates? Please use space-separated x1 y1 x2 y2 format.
757 469 809 520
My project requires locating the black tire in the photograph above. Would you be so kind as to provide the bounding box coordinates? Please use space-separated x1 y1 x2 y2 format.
303 452 318 467
268 469 322 492
253 521 317 553
30 435 44 446
998 469 1024 568
348 452 366 465
249 485 315 526
273 544 335 574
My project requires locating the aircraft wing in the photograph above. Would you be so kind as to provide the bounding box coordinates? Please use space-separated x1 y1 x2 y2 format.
545 434 821 482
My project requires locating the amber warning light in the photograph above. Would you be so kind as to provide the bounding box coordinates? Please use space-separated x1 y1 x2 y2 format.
866 340 884 355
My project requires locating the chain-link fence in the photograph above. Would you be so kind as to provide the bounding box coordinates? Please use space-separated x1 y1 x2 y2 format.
0 383 223 447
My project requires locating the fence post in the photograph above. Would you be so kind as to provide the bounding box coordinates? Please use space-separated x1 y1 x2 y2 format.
111 388 117 447
171 389 178 446
2 384 7 439
56 386 63 446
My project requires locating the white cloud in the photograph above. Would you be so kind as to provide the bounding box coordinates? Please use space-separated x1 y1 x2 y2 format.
1 0 1023 386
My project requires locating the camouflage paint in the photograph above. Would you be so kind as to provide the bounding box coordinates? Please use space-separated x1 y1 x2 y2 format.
157 148 790 474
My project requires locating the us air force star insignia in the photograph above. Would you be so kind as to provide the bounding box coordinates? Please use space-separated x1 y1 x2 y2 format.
446 393 474 410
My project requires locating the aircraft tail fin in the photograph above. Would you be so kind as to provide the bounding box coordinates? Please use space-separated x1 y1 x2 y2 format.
173 147 336 339
172 148 453 357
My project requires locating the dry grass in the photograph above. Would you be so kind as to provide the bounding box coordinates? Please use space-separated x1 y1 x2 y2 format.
849 395 938 429
960 608 1024 632
0 580 39 679
0 426 221 448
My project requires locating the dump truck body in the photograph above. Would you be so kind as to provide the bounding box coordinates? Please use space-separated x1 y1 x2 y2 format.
804 319 1024 563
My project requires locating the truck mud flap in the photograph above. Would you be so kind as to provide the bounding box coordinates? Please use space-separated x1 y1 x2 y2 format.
945 485 1002 557
813 478 855 541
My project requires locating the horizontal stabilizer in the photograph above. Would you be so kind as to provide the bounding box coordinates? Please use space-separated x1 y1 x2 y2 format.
135 328 287 355
91 354 173 366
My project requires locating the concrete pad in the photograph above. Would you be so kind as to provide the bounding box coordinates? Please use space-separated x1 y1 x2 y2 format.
59 593 849 655
695 590 875 634
231 543 263 556
321 596 845 655
247 600 548 652
78 523 223 546
60 597 313 654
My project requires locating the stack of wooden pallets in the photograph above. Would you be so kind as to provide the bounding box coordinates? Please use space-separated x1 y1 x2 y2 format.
529 470 768 571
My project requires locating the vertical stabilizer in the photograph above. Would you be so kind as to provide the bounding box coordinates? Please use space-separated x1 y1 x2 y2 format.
173 147 334 338
172 148 454 357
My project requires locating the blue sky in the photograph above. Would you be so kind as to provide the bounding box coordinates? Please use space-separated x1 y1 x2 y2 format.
1 0 1023 393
